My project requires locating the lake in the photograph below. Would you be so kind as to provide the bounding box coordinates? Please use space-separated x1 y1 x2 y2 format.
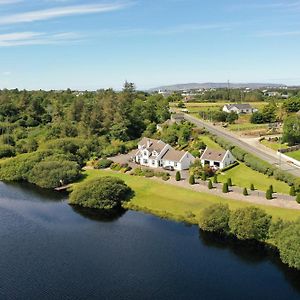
1 181 300 300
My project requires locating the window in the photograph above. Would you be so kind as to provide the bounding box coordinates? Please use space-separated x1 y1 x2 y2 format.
144 151 147 156
152 160 155 165
174 162 178 167
143 159 148 164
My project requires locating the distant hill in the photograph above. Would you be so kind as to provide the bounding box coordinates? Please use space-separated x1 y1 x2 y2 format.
149 82 287 91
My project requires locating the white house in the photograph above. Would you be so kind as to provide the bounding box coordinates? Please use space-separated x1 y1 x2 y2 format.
223 104 258 114
200 148 235 169
135 137 195 171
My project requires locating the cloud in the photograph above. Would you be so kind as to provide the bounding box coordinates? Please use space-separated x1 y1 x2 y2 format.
0 31 82 47
231 1 300 10
255 30 300 37
0 0 22 4
95 22 235 37
0 2 132 25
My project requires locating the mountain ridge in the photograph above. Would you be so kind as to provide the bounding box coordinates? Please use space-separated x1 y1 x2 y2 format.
149 82 288 91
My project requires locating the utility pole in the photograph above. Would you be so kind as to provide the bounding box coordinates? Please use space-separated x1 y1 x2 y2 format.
227 80 230 102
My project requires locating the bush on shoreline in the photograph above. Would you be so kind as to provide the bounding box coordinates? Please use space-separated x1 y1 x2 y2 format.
69 176 132 210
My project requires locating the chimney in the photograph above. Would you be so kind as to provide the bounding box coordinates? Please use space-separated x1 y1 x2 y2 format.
147 139 152 148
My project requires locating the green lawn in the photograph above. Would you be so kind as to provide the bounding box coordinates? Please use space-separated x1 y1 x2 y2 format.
199 135 223 150
79 169 300 222
260 139 288 152
286 150 300 161
218 163 290 194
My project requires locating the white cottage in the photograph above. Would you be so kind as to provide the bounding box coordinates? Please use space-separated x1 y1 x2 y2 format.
135 137 195 171
223 104 257 114
200 148 235 169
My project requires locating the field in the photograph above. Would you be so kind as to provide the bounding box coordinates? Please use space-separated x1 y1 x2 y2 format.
218 163 290 194
198 135 222 150
79 169 300 222
286 150 300 161
260 139 288 151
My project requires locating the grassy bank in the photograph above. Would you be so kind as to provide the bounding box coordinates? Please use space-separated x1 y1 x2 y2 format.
79 169 300 223
218 163 290 194
286 150 300 161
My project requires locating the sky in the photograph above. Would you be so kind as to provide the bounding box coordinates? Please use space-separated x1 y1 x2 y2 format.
0 0 300 90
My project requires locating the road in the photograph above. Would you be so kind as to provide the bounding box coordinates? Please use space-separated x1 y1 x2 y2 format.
184 114 300 178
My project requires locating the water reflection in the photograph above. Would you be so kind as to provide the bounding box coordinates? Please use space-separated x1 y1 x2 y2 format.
71 205 126 222
0 181 66 202
199 229 300 293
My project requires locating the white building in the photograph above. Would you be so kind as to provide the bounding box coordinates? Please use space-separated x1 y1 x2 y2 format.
135 138 195 171
223 104 258 114
200 148 235 170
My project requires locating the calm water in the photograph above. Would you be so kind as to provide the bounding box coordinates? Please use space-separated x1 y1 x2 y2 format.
1 182 300 300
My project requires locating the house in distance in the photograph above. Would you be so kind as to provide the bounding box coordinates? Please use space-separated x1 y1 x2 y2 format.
200 148 235 170
223 103 258 114
135 138 195 171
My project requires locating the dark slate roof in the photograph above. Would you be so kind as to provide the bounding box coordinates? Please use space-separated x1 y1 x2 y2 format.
226 104 253 110
200 148 227 162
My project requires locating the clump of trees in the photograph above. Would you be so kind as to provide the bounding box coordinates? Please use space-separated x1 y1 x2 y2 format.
250 102 277 124
282 115 300 146
199 110 238 124
0 83 171 187
199 203 230 234
69 176 132 210
199 204 300 270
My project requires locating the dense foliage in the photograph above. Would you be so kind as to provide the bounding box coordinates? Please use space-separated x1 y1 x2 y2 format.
199 204 300 270
0 83 170 186
199 203 230 233
228 207 272 241
282 115 300 146
28 160 80 188
275 222 300 269
69 176 132 210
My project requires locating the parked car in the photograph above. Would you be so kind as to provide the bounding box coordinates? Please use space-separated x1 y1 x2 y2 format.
163 166 174 171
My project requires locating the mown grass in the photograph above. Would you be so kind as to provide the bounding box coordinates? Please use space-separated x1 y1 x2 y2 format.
199 135 222 150
260 139 288 152
286 150 300 161
79 169 300 222
218 163 290 194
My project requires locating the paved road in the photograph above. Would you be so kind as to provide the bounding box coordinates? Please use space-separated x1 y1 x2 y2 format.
184 114 300 178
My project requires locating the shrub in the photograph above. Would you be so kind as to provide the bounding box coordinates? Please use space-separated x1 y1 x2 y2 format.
229 207 272 241
290 185 296 196
131 167 144 176
0 150 50 181
189 174 195 185
276 222 300 269
266 189 273 200
222 182 229 193
162 173 170 181
250 183 255 191
201 172 207 181
221 161 239 172
227 178 232 187
243 187 248 196
0 144 15 158
213 174 218 184
199 203 230 233
269 185 274 194
296 194 300 204
175 171 181 181
69 176 132 210
95 158 113 169
144 169 154 178
28 160 80 188
110 162 122 171
208 179 213 189
269 218 292 241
